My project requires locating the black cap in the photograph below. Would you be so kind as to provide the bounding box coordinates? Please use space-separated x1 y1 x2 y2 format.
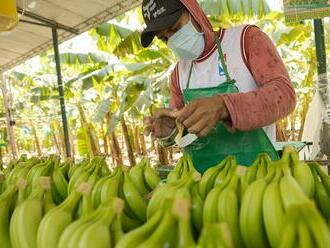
141 0 185 47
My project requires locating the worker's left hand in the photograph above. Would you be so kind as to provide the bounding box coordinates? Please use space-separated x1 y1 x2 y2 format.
171 95 230 137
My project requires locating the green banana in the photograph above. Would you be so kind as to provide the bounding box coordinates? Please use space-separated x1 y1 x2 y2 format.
217 174 243 248
240 178 269 248
297 218 313 248
58 204 104 248
15 178 28 207
143 160 160 190
10 177 50 248
129 159 149 196
256 159 268 179
198 157 228 200
121 212 143 232
302 203 330 247
147 175 190 219
36 183 88 248
167 158 183 183
191 183 203 232
214 157 233 186
43 186 56 213
136 211 177 248
99 157 110 177
312 168 330 219
263 170 285 248
91 167 118 208
100 171 121 204
312 163 330 197
89 162 102 182
68 161 95 193
110 213 124 246
203 161 236 224
77 198 124 248
122 172 147 222
68 159 89 179
172 198 196 248
116 210 163 248
278 215 298 248
203 185 222 224
52 166 68 200
29 161 54 195
290 152 315 198
79 186 94 218
0 186 17 248
279 164 309 211
197 223 234 248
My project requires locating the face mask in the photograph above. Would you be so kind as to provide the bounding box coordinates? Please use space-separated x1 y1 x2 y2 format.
167 17 205 60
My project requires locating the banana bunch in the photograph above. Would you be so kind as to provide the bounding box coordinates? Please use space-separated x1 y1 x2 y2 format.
197 223 234 248
10 176 53 248
279 202 330 248
117 197 196 248
67 157 105 194
37 182 92 248
58 197 124 248
167 155 197 183
199 155 238 200
240 153 272 197
128 158 160 196
202 156 243 247
240 147 314 248
309 162 330 220
2 157 42 192
0 148 328 248
147 159 203 236
91 159 160 231
147 165 201 219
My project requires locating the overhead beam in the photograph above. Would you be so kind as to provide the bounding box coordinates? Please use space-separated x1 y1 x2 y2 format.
20 19 52 29
17 7 79 34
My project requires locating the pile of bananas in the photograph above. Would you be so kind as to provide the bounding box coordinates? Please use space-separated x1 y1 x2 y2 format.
0 146 329 248
280 202 330 247
200 147 330 248
0 155 161 248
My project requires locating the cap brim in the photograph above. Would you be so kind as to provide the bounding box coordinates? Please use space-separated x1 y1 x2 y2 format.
141 8 184 47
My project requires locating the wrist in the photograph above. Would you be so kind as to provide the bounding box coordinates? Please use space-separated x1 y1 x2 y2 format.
215 95 230 121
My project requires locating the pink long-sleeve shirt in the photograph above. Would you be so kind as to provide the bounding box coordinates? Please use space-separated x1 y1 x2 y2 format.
169 26 297 132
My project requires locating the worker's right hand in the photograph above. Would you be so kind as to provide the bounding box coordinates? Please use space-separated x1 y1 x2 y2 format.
144 108 176 139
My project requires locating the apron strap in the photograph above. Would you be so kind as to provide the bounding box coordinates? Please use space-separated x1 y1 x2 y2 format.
186 30 233 90
214 31 232 83
186 61 194 89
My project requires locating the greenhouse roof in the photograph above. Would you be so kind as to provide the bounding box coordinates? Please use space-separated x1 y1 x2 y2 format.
0 0 142 73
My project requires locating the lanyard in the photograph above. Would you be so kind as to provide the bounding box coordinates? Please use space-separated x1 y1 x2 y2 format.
186 31 233 89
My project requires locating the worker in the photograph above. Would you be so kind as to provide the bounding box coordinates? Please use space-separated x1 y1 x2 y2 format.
142 0 296 173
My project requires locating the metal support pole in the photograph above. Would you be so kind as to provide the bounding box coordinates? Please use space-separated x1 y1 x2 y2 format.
52 27 71 157
313 19 330 171
314 19 327 86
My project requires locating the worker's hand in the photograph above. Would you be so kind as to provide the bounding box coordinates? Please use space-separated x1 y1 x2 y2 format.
171 95 230 137
144 108 177 139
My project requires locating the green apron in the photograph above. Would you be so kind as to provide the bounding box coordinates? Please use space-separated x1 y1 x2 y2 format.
183 32 279 173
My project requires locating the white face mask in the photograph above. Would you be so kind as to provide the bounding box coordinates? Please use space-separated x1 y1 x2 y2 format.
167 17 205 60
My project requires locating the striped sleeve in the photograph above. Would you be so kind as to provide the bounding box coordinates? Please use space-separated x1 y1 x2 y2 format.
222 26 297 131
169 64 184 110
